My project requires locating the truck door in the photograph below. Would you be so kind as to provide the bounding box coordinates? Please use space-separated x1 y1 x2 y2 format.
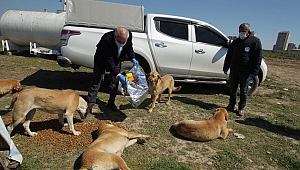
189 25 228 78
149 17 192 75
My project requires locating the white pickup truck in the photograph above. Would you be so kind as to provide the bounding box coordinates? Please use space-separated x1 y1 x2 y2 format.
58 0 267 95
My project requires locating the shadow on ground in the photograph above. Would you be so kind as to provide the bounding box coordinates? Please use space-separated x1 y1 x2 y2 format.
176 82 229 95
7 118 83 137
172 96 220 110
20 69 229 96
20 69 109 93
236 118 300 141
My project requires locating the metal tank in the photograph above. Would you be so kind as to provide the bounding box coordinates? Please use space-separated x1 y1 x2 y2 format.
0 10 66 47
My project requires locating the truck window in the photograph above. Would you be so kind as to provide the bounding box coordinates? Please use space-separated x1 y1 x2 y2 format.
194 25 227 46
155 20 188 40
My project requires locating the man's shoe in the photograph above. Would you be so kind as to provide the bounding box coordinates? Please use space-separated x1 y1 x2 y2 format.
238 110 244 116
84 103 94 118
107 103 118 111
226 105 235 112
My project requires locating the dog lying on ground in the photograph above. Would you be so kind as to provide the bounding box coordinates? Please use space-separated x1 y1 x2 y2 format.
147 71 181 113
7 87 88 136
172 108 233 141
80 120 151 170
0 79 22 98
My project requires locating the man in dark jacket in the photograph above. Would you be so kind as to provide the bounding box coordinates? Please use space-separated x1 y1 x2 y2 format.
223 23 262 116
85 27 139 117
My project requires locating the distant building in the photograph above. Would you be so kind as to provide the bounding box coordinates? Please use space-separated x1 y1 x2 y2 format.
287 43 296 51
273 31 290 50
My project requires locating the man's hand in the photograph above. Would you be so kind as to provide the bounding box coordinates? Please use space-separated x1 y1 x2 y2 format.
132 58 139 66
249 73 256 78
119 75 127 85
223 69 228 75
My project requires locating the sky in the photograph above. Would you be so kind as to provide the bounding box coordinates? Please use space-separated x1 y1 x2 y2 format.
0 0 299 50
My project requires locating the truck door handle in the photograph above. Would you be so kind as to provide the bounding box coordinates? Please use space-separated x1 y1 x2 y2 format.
195 49 205 54
155 43 167 48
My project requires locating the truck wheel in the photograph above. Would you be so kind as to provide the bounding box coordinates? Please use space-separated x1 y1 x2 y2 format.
228 76 259 96
120 61 145 74
247 76 259 96
117 61 145 95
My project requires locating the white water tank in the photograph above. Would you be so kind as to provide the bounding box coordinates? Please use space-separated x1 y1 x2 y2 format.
0 10 66 47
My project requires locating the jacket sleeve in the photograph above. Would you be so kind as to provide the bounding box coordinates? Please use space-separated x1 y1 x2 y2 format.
223 43 233 71
251 39 263 76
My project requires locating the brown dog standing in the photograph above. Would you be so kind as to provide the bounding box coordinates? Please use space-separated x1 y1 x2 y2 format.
173 108 233 141
0 79 22 98
80 120 150 170
7 87 88 136
147 71 181 113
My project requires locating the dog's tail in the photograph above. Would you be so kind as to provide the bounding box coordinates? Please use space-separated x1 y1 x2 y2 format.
5 93 18 110
172 86 182 92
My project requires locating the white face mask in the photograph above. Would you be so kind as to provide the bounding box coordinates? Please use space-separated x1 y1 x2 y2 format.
115 40 126 48
239 32 247 40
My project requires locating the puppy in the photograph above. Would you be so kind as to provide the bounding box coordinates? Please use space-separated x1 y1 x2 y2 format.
7 87 88 136
0 79 23 98
80 120 150 170
173 108 233 141
147 71 181 113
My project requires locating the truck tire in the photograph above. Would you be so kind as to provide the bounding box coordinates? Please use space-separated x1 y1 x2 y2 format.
120 61 145 74
247 75 259 96
234 75 259 96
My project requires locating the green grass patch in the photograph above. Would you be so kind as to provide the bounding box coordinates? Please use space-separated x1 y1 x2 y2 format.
263 50 300 60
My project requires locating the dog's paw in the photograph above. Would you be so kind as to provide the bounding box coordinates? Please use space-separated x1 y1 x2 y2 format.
28 132 38 137
6 125 12 134
73 131 81 136
148 109 153 113
5 105 12 110
137 136 151 144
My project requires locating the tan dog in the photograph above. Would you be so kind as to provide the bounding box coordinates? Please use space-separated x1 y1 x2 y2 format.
173 108 233 141
0 79 22 98
147 71 181 113
80 120 150 170
7 87 88 136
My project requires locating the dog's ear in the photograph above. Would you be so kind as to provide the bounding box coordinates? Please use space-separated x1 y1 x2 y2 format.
106 120 112 124
214 108 220 115
219 108 229 121
225 112 228 121
158 74 161 79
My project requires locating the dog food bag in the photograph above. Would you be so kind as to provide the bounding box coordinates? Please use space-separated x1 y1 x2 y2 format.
126 66 148 108
125 72 136 83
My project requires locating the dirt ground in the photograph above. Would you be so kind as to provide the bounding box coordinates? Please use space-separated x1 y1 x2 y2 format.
264 57 300 89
